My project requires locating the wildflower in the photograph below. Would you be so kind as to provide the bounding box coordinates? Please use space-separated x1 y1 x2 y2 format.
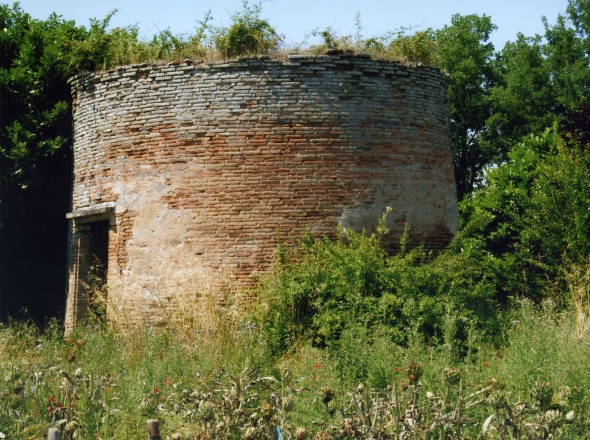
243 426 257 440
47 407 53 413
396 367 402 373
326 400 337 416
260 401 274 420
48 396 55 403
285 354 290 360
153 388 159 393
70 404 75 408
545 409 564 429
487 390 508 409
56 402 63 408
484 362 490 367
313 363 322 370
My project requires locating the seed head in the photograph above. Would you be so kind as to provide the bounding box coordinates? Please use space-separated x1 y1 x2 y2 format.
406 363 423 385
198 401 216 423
531 381 554 410
326 400 338 416
544 409 564 429
260 400 274 419
295 427 309 440
487 390 508 410
243 426 257 440
282 368 292 384
282 395 294 412
357 383 365 394
442 367 461 386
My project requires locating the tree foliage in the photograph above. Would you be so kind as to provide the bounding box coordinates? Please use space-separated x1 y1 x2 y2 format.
0 3 82 189
460 128 590 303
434 14 498 200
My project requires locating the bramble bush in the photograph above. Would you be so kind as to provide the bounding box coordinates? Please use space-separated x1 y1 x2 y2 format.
257 215 500 354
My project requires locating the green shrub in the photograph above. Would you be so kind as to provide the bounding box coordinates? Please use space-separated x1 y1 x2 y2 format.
387 28 437 64
214 1 281 58
460 128 590 304
258 215 500 354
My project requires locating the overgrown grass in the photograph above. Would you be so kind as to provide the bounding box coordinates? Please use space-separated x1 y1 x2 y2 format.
2 206 587 438
0 300 589 439
57 1 438 73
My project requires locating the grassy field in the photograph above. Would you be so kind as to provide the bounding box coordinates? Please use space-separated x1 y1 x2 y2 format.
0 299 588 439
2 217 590 439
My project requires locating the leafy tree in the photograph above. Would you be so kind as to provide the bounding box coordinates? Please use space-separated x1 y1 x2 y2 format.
0 3 84 189
487 35 555 155
0 3 86 318
543 0 590 112
434 14 498 201
460 128 590 303
481 0 590 188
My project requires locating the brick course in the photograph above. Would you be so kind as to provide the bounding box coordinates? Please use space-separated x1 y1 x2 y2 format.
65 53 458 331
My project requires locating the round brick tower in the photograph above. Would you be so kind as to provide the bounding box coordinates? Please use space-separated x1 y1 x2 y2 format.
65 53 458 330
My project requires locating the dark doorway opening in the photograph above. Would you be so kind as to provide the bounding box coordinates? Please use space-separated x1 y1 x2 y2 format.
84 220 110 292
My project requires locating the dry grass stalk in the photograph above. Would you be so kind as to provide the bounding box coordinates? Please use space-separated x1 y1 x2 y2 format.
82 250 250 344
564 259 590 339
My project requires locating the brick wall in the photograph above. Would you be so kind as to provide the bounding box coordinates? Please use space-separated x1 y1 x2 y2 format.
65 53 458 330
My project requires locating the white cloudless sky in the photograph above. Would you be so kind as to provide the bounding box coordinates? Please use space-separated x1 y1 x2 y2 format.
13 0 570 51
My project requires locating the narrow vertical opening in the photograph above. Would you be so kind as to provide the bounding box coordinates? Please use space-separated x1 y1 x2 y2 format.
87 220 110 289
65 202 115 331
77 219 110 321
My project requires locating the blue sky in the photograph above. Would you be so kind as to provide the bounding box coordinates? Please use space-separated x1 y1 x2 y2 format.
14 0 569 51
